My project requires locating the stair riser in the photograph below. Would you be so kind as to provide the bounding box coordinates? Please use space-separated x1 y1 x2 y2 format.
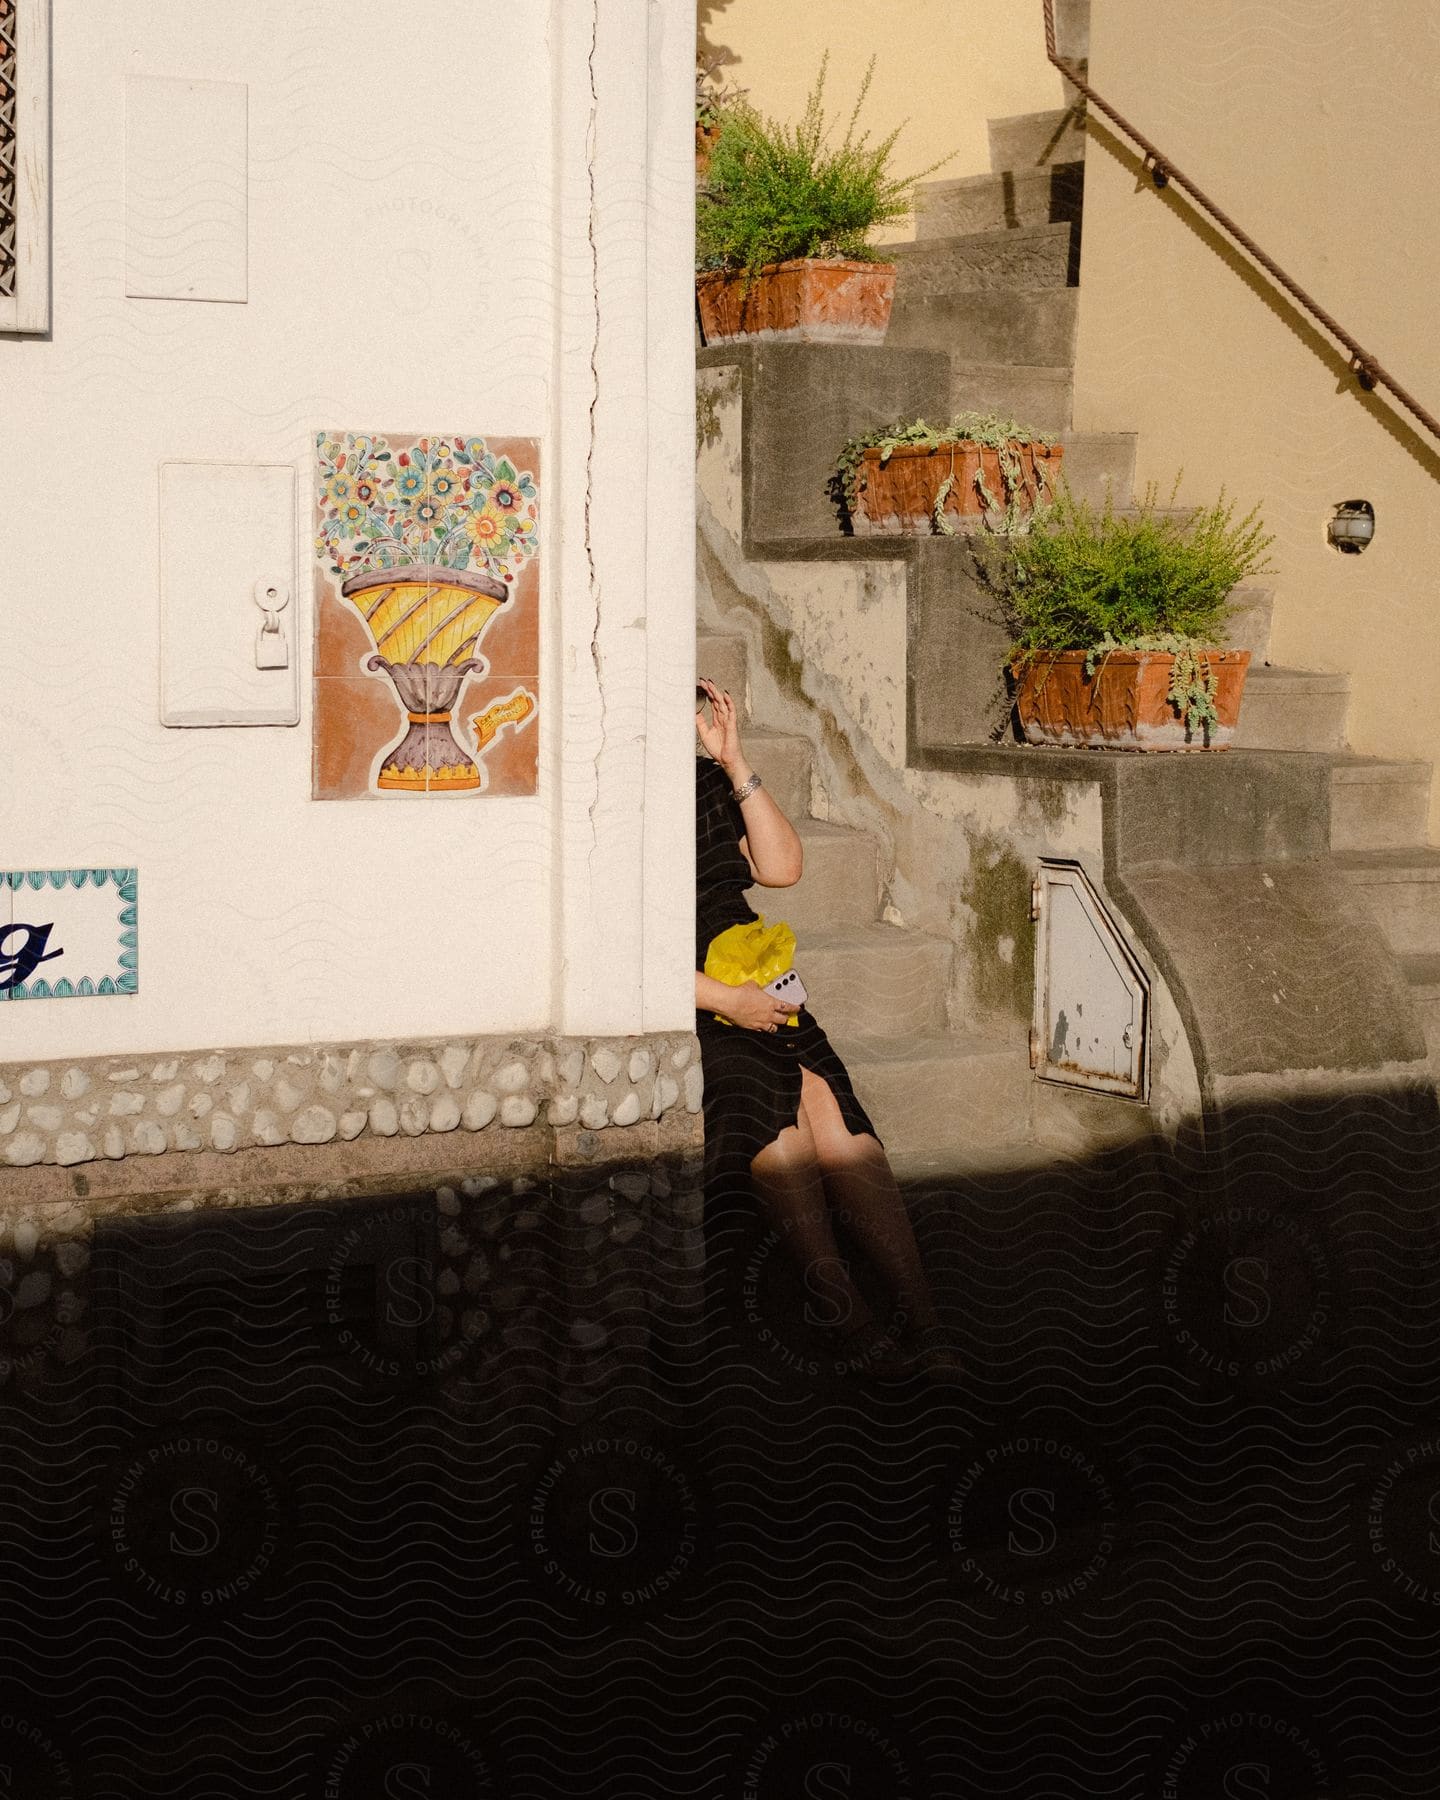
951 364 1073 434
989 109 1087 173
749 738 812 821
1225 587 1274 661
915 166 1083 239
893 224 1074 295
778 837 880 932
1233 687 1348 752
1057 433 1137 506
1346 879 1440 957
1330 780 1431 853
839 1048 1034 1156
697 635 748 713
800 941 952 1039
889 289 1080 367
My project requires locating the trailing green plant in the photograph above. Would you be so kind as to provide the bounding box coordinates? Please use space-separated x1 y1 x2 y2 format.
834 412 1057 529
970 476 1273 735
696 53 952 277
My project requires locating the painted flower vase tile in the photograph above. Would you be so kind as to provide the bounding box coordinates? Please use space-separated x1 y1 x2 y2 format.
0 870 139 1000
313 431 540 800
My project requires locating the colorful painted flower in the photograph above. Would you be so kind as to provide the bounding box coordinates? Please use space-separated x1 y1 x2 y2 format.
327 473 355 508
397 465 424 499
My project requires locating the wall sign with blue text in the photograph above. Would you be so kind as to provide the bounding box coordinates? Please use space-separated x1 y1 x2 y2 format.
0 871 139 1000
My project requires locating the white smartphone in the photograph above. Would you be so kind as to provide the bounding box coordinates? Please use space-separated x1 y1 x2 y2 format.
764 968 807 1009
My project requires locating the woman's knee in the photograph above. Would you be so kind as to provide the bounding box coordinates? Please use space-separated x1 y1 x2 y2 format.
750 1118 816 1179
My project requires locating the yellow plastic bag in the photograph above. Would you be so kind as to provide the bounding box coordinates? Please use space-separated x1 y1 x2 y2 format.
704 916 799 1027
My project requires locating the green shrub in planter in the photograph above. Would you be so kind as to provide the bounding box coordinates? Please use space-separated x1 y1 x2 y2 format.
971 477 1273 736
697 53 951 279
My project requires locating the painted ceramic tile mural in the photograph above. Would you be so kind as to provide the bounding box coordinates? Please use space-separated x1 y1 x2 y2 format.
313 431 540 799
0 870 139 1000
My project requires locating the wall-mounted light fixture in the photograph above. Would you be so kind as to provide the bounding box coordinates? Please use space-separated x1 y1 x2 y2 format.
1328 499 1375 554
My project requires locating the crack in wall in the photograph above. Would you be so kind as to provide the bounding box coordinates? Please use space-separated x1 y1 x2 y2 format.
584 1 606 876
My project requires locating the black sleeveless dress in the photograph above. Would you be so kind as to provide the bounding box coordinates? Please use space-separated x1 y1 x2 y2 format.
695 754 881 1187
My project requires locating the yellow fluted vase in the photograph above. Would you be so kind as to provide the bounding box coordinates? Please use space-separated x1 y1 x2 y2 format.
341 564 510 792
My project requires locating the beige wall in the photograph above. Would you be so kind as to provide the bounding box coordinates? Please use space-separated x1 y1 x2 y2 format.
1072 0 1440 834
698 0 1065 235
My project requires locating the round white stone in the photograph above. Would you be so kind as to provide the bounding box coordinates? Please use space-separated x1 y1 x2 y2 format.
463 1091 498 1131
252 1109 286 1147
291 1106 338 1145
54 1133 95 1167
338 1110 367 1141
406 1059 441 1095
369 1096 400 1137
13 1221 39 1258
132 1120 167 1156
683 1065 704 1112
109 1092 144 1117
399 1096 429 1136
19 1069 51 1098
591 1048 621 1084
493 1060 530 1095
429 1093 461 1133
60 1068 92 1101
0 1103 18 1135
27 1105 62 1132
628 1048 652 1083
547 1095 579 1126
440 1045 470 1089
579 1096 609 1131
611 1093 642 1128
103 1125 127 1160
5 1133 45 1167
154 1083 186 1118
367 1049 402 1091
171 1122 203 1153
500 1095 538 1128
189 1093 214 1119
209 1115 239 1153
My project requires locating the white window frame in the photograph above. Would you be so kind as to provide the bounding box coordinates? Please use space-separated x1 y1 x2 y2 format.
0 0 50 334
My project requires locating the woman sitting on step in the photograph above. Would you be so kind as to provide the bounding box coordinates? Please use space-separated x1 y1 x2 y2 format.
695 675 960 1381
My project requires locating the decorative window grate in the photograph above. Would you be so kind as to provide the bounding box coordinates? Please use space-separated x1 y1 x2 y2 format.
0 0 48 333
0 0 16 300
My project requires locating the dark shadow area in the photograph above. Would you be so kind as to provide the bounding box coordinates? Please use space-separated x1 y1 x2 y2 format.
1088 120 1440 489
3 1090 1440 1795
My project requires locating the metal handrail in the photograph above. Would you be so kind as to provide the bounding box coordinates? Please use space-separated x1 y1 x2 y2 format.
1042 0 1440 446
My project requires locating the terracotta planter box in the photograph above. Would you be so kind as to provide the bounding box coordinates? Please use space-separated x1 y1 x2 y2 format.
695 121 721 177
1013 649 1252 751
851 440 1064 535
696 258 896 346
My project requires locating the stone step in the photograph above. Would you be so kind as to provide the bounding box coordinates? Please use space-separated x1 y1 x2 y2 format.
698 342 952 545
888 286 1079 367
1336 848 1440 956
989 106 1087 174
1401 953 1440 1063
830 1030 1035 1163
891 221 1076 295
1055 431 1136 505
797 924 953 1039
771 823 881 932
696 632 749 715
1329 757 1432 853
1225 585 1275 662
744 726 814 820
1233 665 1349 752
914 164 1084 240
950 361 1074 433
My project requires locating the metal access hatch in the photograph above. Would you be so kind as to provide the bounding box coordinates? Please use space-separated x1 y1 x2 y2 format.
1031 861 1149 1100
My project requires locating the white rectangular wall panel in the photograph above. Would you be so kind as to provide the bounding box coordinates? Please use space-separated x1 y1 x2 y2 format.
125 74 248 302
160 462 298 727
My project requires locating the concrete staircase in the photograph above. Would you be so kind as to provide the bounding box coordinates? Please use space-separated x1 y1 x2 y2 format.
697 53 1440 1150
699 626 1053 1178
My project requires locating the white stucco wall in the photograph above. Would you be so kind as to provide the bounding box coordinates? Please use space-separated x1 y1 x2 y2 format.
0 0 696 1063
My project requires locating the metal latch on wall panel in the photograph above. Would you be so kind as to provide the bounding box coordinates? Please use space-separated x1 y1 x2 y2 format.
159 463 299 727
1031 861 1150 1101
